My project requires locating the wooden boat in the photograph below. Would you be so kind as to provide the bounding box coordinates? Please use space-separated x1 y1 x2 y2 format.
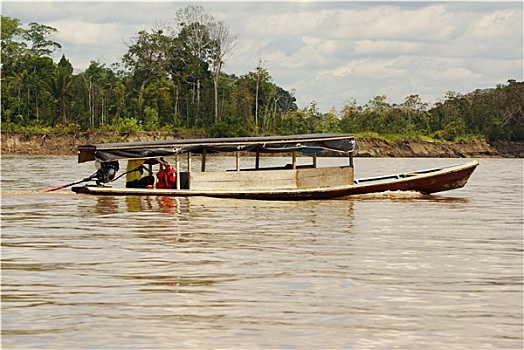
70 134 479 200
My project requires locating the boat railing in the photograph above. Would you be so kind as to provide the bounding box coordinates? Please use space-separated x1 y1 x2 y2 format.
353 163 466 185
354 175 403 185
353 172 419 184
228 164 315 172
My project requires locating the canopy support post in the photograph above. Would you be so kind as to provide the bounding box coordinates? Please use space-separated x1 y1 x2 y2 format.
349 152 354 167
292 152 297 169
175 154 180 190
187 152 192 188
201 149 206 172
313 154 317 168
255 149 260 170
236 151 240 171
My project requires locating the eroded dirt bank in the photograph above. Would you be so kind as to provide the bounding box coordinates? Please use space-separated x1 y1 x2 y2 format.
1 131 522 158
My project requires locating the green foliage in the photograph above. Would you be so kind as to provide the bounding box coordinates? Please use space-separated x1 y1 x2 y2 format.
1 14 522 143
337 83 524 142
209 122 250 138
96 117 143 133
429 82 524 142
0 120 80 133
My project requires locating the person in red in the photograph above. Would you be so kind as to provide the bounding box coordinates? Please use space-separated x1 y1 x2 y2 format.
156 160 176 189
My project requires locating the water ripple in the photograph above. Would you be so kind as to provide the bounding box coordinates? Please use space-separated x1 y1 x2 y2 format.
1 157 522 349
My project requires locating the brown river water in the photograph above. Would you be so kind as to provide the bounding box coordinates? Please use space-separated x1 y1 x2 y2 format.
1 156 522 349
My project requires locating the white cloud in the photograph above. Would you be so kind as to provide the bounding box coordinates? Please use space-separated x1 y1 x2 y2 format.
50 20 123 48
353 40 420 56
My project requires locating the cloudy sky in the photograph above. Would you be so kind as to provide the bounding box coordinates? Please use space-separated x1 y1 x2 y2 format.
2 1 523 112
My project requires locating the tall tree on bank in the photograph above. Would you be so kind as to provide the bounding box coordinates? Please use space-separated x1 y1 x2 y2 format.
1 16 26 63
24 22 62 57
209 20 236 123
77 61 117 128
123 28 172 118
175 5 214 123
25 22 64 122
176 5 214 122
46 55 74 125
1 16 27 121
1 16 61 124
176 5 235 124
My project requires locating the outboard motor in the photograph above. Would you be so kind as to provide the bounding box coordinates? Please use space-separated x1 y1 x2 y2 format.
95 160 119 185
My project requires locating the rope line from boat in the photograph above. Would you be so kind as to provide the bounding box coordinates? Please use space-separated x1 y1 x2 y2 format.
43 171 99 192
44 165 144 192
110 166 143 182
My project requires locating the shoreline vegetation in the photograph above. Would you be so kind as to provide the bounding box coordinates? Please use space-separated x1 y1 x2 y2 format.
2 13 524 151
2 9 523 160
1 131 522 158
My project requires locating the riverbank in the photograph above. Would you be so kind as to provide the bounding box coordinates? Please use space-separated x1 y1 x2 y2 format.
1 131 522 158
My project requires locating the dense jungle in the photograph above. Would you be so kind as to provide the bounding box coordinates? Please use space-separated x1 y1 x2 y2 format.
1 6 523 145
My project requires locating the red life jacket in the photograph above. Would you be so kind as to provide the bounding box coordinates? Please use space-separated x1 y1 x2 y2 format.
156 164 176 189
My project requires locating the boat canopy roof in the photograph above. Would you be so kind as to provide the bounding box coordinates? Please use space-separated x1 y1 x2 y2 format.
77 133 358 163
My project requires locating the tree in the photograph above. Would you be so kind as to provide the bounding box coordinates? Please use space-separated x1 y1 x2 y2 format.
363 95 391 133
1 17 62 125
172 29 211 126
176 5 215 121
339 99 361 133
493 81 524 141
123 28 172 118
236 65 274 132
231 75 254 127
76 61 117 128
1 16 26 64
1 16 61 124
209 20 236 123
1 16 27 122
46 55 74 125
24 22 61 56
254 58 265 128
401 94 429 133
431 91 469 140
